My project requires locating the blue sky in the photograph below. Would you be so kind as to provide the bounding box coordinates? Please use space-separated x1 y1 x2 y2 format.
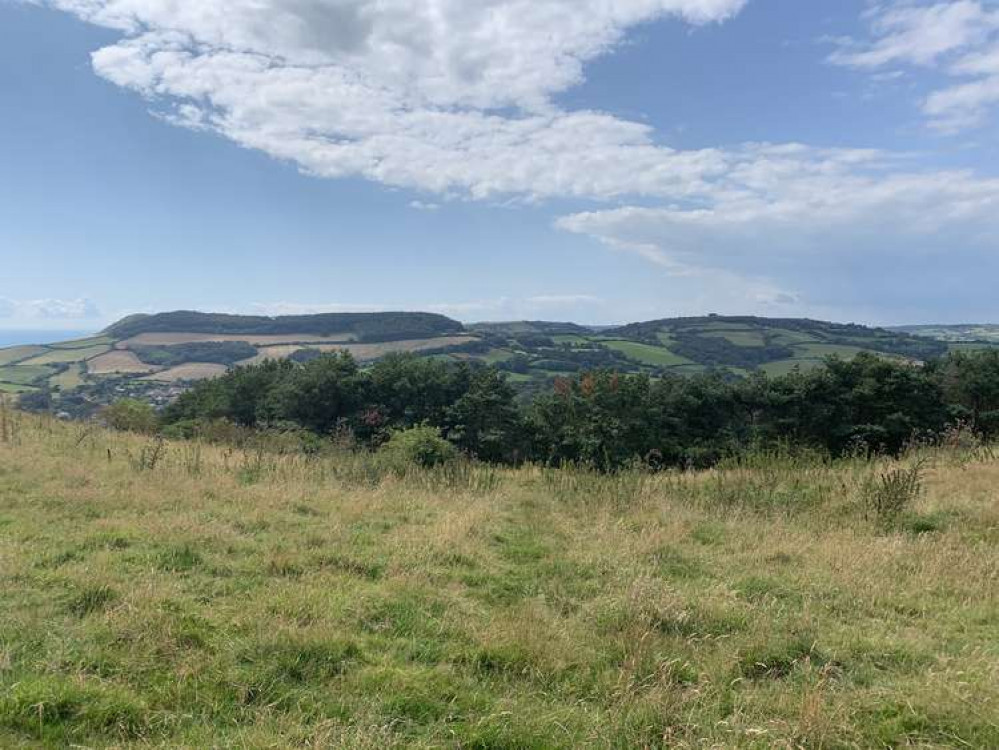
2 0 999 330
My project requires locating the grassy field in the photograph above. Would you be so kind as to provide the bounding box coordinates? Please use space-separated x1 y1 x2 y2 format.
142 363 229 382
49 336 114 350
19 344 111 366
600 340 695 368
0 382 35 393
0 408 997 748
0 346 47 367
0 365 58 386
88 351 159 375
700 330 768 347
49 364 87 391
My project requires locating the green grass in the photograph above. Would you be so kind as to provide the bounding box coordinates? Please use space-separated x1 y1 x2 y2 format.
790 343 868 359
0 382 36 393
0 346 48 366
759 358 824 377
768 328 823 345
601 340 694 367
0 364 58 386
49 336 113 350
50 364 87 391
655 331 678 347
0 410 997 747
19 344 111 366
478 348 516 364
700 330 767 347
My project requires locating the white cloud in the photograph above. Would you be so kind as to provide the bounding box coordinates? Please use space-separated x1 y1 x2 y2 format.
26 0 745 201
557 156 999 319
525 295 603 306
409 200 441 211
249 296 603 321
249 301 393 316
428 295 605 320
25 0 999 321
830 1 999 131
0 297 102 320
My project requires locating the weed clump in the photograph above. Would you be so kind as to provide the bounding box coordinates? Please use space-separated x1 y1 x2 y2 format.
155 543 203 572
861 462 924 525
66 583 117 617
738 634 828 680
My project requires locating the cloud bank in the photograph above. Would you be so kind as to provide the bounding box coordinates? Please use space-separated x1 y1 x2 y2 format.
831 0 999 132
0 297 102 320
24 0 999 319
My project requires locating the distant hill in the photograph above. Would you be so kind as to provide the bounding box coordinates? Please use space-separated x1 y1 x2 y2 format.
891 324 999 344
105 310 464 342
2 311 991 415
465 315 952 386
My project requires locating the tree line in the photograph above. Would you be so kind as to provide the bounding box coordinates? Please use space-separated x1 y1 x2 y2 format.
155 349 999 471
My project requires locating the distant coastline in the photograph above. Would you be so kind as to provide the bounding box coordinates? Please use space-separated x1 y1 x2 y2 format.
0 330 95 348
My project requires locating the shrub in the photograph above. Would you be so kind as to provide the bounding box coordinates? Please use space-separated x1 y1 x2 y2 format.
103 399 158 434
379 425 458 470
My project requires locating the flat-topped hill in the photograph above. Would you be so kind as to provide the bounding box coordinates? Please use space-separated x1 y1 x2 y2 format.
105 311 464 342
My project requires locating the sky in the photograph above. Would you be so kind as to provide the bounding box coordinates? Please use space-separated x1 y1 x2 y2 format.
2 0 999 330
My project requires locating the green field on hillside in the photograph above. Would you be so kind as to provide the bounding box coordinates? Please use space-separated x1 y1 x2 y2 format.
0 364 58 386
600 339 694 367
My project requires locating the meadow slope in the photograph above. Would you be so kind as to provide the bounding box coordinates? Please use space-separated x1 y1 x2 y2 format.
0 410 997 748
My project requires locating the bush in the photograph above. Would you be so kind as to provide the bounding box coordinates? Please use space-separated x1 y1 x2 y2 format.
103 399 158 434
379 425 458 470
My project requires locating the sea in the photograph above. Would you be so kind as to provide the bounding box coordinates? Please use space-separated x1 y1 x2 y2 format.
0 330 96 348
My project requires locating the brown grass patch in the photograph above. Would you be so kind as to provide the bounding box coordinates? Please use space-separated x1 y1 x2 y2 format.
88 351 158 375
142 363 229 382
20 344 110 365
241 336 478 365
0 345 49 366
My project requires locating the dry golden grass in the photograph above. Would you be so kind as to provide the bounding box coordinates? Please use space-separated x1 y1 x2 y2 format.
88 350 159 375
0 409 996 748
19 344 111 365
0 345 48 366
48 363 87 391
241 336 479 365
141 362 229 382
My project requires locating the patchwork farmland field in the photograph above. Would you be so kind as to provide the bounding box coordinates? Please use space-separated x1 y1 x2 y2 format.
240 336 480 366
88 351 158 375
0 312 990 418
0 346 47 366
20 344 111 365
142 363 230 382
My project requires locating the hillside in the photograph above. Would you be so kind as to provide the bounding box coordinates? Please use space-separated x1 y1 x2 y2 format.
466 315 951 383
0 312 981 412
0 312 479 413
892 324 999 344
0 412 996 747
